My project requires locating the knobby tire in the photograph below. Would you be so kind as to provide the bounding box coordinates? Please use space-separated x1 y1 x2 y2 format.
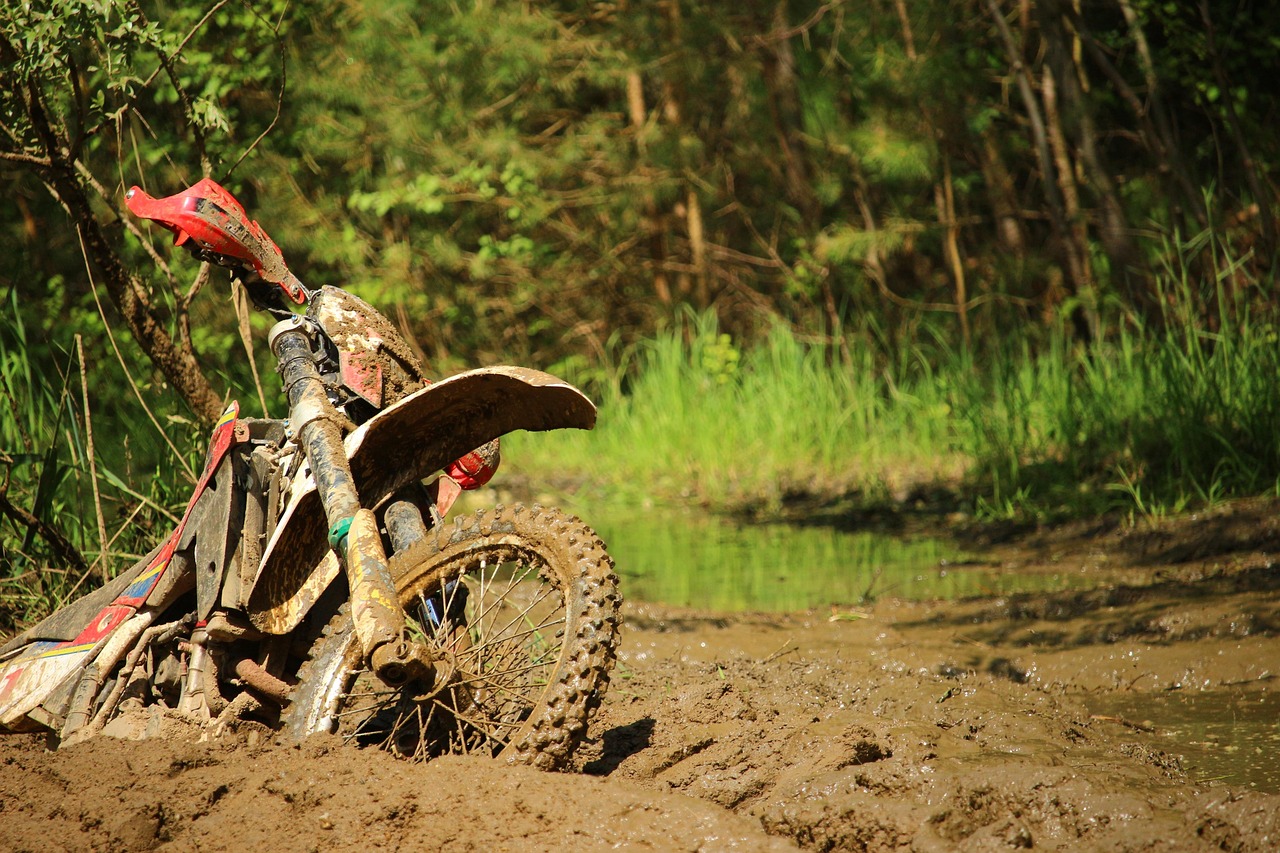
281 504 620 770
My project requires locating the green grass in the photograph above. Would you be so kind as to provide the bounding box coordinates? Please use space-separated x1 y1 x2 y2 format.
507 310 965 512
954 227 1280 521
509 230 1280 522
0 287 199 633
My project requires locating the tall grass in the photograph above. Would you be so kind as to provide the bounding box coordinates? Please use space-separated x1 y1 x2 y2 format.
955 225 1280 520
0 289 197 634
507 309 966 511
510 229 1280 521
1 290 87 628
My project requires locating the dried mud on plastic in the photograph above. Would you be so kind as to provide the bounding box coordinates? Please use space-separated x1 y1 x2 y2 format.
3 501 1280 852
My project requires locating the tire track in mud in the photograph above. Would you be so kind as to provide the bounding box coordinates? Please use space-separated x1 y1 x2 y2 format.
580 600 1280 851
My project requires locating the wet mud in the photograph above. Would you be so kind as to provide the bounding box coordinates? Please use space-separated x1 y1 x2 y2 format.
2 501 1278 851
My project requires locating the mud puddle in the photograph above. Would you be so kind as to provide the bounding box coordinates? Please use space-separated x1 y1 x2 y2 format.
588 507 1143 613
1 498 1279 851
1084 687 1280 792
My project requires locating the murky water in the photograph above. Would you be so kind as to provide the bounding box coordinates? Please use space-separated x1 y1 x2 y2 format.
587 508 1278 793
590 509 1084 612
1085 689 1280 793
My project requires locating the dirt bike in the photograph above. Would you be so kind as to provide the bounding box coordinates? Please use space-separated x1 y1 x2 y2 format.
0 178 621 769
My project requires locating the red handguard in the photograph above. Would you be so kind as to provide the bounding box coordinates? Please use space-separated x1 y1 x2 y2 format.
125 178 309 305
444 439 501 490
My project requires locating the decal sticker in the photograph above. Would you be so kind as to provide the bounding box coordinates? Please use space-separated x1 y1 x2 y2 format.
113 402 239 609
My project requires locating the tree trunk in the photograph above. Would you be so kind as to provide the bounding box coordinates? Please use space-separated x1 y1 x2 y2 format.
1114 0 1207 227
626 70 673 306
979 129 1027 256
1038 0 1141 311
935 156 971 350
983 0 1094 341
1041 64 1099 341
761 1 820 227
1198 0 1276 255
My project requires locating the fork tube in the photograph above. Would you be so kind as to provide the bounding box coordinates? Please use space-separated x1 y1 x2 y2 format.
269 321 409 675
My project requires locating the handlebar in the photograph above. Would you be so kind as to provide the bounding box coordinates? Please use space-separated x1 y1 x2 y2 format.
126 178 311 305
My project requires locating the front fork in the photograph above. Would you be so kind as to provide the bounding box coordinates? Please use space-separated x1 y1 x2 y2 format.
270 319 432 688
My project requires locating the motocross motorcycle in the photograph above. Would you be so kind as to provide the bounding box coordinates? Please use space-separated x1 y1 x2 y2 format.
0 179 620 769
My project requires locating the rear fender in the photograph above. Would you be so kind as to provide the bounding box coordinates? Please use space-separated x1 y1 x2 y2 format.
245 366 596 634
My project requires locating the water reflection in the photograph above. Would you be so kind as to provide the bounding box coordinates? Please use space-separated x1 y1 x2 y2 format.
590 510 1081 612
583 507 1279 793
1086 689 1280 793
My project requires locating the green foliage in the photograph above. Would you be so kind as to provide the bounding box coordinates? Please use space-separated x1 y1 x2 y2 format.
4 0 1280 635
505 309 962 511
0 287 204 632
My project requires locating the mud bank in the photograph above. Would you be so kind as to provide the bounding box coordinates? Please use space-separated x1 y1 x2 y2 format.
2 503 1278 851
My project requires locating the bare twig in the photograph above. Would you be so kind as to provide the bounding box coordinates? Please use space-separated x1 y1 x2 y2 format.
758 638 796 665
232 278 270 417
76 335 111 582
0 150 52 167
0 490 89 574
222 0 289 179
1089 714 1155 733
55 500 147 607
137 0 232 91
67 54 87 160
181 261 212 311
74 160 175 283
95 471 181 526
746 3 834 46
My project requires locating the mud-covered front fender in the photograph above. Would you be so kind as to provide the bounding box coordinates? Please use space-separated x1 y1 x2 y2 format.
246 366 596 634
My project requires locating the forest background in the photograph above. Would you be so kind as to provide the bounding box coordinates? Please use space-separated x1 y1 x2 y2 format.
1 0 1278 622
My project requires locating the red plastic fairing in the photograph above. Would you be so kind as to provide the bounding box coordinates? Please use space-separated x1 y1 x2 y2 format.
125 179 308 305
444 439 501 490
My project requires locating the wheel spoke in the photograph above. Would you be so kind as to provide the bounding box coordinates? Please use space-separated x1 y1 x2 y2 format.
288 506 617 768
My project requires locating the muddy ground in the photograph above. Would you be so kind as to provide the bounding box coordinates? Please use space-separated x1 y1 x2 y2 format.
2 500 1278 851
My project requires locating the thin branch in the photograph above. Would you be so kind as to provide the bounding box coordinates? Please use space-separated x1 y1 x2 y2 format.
78 231 198 483
74 160 176 283
125 105 185 188
232 278 270 417
0 150 52 167
221 0 289 179
67 54 87 160
93 468 182 526
472 81 535 123
746 3 835 46
138 0 232 91
181 261 212 311
76 335 111 582
0 490 89 574
55 500 146 607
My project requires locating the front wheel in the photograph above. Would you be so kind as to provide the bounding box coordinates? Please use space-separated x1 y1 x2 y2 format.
282 504 621 770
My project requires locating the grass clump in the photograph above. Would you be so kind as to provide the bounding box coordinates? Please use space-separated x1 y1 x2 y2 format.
511 229 1280 523
956 227 1280 522
508 309 964 513
0 288 196 634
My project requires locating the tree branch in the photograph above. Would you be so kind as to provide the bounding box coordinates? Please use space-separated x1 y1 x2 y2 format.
0 489 90 574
